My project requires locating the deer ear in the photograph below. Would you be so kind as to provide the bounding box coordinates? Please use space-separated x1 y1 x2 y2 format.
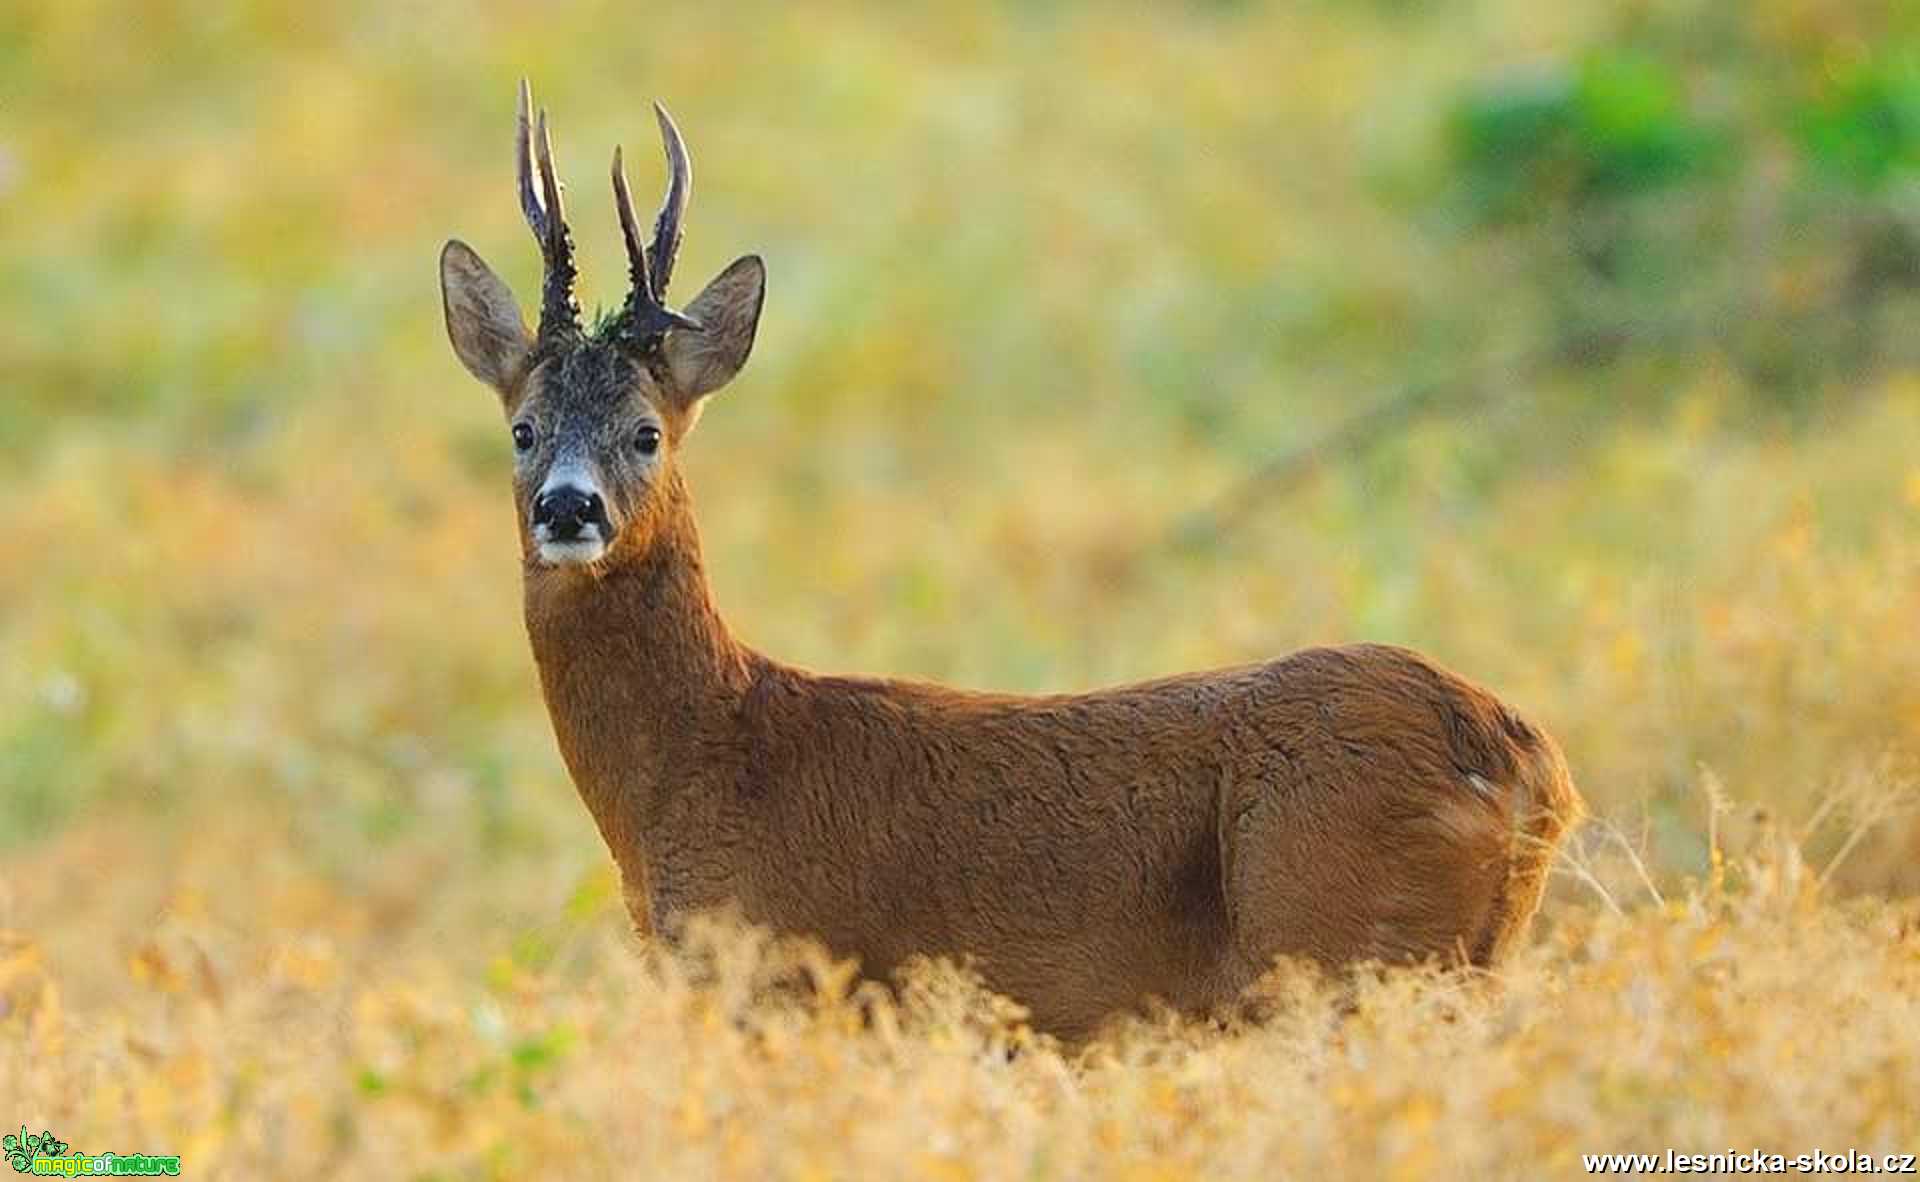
440 239 533 399
661 255 765 405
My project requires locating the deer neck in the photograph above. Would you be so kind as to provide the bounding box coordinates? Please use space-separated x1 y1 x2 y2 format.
520 469 752 900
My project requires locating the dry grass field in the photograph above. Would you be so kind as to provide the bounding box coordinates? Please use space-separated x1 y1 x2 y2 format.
3 1 1919 1178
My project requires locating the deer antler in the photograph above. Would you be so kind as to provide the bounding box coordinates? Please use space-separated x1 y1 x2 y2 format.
517 79 581 343
611 102 703 344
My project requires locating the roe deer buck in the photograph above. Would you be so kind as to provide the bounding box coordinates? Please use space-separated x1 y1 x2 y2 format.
439 83 1584 1039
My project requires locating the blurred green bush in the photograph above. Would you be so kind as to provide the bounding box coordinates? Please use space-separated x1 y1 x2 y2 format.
1438 9 1920 408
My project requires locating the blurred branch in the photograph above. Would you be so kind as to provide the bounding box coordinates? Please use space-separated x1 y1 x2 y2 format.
1153 348 1553 564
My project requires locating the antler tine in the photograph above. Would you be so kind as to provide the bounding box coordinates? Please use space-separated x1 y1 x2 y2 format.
515 79 546 240
527 96 580 339
647 101 692 301
534 108 566 249
611 145 653 302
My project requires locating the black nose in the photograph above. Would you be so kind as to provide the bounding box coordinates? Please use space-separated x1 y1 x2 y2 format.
532 486 608 541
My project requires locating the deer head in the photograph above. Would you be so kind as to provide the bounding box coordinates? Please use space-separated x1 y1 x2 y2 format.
440 81 765 569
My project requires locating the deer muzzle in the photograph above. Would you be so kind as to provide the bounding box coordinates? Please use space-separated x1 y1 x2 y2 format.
531 482 611 565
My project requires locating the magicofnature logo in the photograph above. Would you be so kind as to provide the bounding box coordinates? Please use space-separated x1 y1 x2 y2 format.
3 1126 180 1177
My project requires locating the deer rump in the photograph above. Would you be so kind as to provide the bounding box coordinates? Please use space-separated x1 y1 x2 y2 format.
703 643 1577 1039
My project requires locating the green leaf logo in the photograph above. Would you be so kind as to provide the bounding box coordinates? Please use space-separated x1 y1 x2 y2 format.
3 1126 66 1172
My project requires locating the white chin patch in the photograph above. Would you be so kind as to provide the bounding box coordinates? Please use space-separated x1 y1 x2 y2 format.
535 537 608 566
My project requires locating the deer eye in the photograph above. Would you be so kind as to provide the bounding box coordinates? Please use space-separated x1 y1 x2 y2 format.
635 425 662 456
511 422 535 453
